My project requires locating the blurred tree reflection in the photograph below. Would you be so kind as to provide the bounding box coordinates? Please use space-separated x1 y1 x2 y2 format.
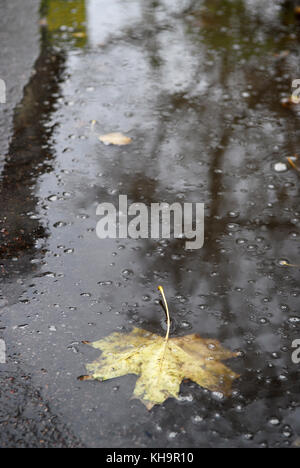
40 0 87 47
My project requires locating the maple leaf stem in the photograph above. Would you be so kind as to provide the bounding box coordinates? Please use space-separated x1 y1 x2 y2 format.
158 286 170 342
287 157 300 172
281 261 300 267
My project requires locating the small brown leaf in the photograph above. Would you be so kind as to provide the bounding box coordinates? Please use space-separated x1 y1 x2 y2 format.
99 133 132 146
73 32 86 38
39 18 48 27
281 96 300 108
274 50 290 59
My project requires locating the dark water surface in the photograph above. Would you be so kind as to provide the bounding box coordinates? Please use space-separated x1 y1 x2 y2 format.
0 0 300 447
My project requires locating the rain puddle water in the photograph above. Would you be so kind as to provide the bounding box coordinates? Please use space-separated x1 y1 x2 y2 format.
0 0 300 448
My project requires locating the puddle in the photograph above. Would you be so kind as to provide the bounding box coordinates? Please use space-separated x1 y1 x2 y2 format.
0 0 300 448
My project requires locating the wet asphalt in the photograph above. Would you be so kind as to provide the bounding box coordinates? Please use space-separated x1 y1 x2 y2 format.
0 0 84 448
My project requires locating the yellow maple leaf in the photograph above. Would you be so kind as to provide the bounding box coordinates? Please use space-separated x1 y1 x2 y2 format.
80 287 240 410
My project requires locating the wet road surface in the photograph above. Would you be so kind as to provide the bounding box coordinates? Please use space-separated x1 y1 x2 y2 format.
0 0 300 448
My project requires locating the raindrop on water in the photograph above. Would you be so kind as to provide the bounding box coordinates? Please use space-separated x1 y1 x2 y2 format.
269 418 280 426
122 269 134 278
273 162 288 173
192 415 204 424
